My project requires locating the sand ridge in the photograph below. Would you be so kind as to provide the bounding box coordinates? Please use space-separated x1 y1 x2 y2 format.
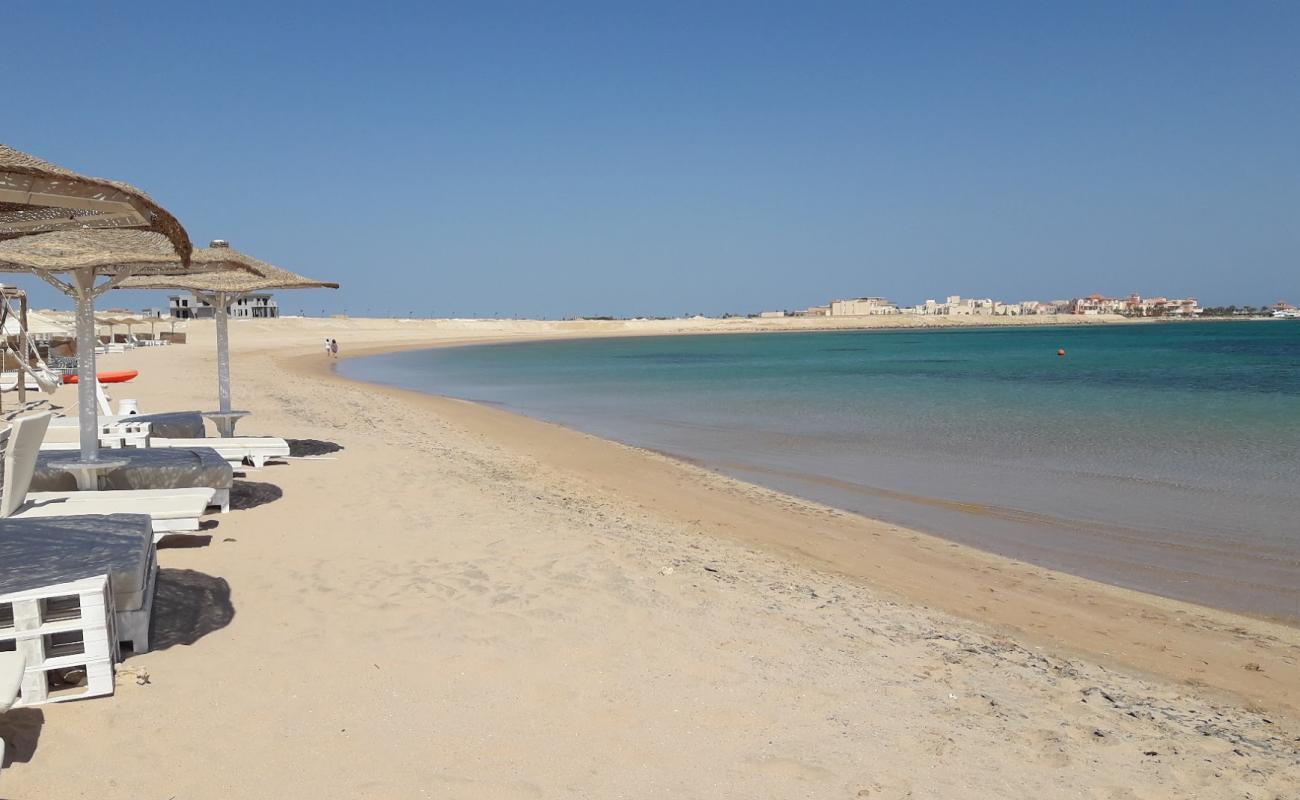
0 316 1295 799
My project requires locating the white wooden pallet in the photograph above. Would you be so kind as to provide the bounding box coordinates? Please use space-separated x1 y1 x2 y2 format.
0 574 119 706
117 561 158 654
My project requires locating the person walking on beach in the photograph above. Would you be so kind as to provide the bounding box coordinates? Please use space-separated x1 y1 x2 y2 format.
325 338 332 359
330 338 339 359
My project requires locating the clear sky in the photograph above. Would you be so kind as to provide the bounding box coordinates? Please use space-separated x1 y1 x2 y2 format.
5 2 1297 317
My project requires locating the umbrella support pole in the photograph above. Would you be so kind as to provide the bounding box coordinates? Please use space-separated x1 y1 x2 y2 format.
214 291 232 414
196 290 243 436
35 267 137 464
72 268 101 464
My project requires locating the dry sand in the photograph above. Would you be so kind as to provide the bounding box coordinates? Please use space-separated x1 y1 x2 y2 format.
1 315 1297 799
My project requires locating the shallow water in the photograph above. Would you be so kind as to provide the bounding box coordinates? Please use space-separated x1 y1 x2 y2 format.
342 321 1300 620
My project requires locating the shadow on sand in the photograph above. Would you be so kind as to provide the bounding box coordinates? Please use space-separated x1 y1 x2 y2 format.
229 480 283 511
0 708 43 768
148 569 235 651
286 439 344 458
156 533 214 550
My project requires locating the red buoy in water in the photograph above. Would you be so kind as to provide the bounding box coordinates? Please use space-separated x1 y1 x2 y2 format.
1057 349 1066 357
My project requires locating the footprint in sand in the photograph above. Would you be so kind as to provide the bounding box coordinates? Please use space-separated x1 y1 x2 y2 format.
853 781 914 798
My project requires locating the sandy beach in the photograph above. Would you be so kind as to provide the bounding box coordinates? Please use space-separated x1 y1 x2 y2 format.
2 315 1296 799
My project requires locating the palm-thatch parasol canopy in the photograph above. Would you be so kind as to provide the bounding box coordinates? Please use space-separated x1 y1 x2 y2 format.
115 240 339 435
117 241 340 293
0 230 255 475
0 144 192 263
0 229 199 275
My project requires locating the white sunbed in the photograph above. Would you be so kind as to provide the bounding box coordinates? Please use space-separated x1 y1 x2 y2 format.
44 422 291 469
128 333 167 347
146 436 290 468
3 413 214 540
45 382 289 468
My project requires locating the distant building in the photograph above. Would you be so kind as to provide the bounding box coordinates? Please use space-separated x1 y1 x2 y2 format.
758 310 786 318
1070 294 1125 315
170 293 279 320
788 291 1197 320
829 297 898 316
1113 294 1201 317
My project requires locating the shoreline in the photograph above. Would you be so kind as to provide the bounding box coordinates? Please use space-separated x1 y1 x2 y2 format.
336 326 1299 624
307 326 1300 718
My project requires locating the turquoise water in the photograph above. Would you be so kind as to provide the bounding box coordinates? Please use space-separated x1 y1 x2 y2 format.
341 321 1300 620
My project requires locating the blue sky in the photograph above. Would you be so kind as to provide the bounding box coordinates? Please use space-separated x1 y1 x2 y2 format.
5 2 1297 317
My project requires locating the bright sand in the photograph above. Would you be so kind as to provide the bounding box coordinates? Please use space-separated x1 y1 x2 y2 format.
1 315 1297 799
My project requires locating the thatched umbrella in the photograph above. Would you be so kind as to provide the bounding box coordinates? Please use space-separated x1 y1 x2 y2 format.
96 312 145 344
94 313 118 343
117 314 146 344
117 240 339 435
0 231 248 484
0 144 191 263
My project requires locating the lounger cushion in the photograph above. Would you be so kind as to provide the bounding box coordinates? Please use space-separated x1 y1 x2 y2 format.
0 514 154 612
32 448 233 494
126 412 207 439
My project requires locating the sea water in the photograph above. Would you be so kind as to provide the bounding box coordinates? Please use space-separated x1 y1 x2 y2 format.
341 321 1300 620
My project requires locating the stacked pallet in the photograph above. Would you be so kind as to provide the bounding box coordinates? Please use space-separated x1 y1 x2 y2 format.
0 574 119 705
0 514 158 657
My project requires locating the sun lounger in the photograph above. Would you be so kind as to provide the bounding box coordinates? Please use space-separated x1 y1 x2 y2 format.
45 406 289 468
33 446 233 513
10 491 212 535
140 436 290 468
40 419 153 451
4 415 214 537
44 427 290 469
0 513 157 654
47 410 207 439
86 421 289 467
127 333 167 348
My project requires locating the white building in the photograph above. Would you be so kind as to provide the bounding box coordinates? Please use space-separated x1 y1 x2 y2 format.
828 297 898 316
169 293 279 320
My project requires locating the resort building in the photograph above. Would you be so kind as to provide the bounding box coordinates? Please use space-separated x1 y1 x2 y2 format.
910 296 1000 315
169 293 279 320
1070 294 1126 315
828 297 899 316
1115 295 1202 317
790 291 1198 319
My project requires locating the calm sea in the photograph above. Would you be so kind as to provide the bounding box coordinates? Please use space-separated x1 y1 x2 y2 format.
341 321 1300 620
